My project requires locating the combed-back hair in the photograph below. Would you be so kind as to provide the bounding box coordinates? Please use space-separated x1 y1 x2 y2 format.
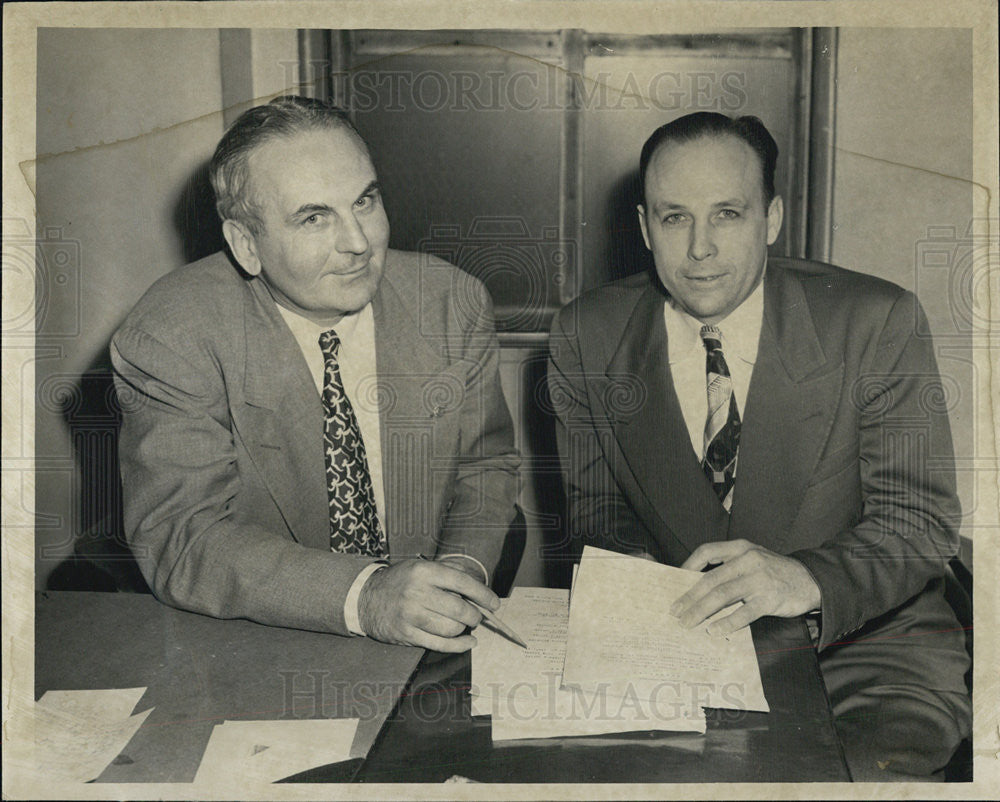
639 112 779 205
209 95 367 234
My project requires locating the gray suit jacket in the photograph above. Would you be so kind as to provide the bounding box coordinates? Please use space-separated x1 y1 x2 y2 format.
112 249 519 635
548 258 968 693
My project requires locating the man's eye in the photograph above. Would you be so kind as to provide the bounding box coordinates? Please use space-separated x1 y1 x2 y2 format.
303 214 322 225
718 209 740 220
355 194 374 210
663 213 686 225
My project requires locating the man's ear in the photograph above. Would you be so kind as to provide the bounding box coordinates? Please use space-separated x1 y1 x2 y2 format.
222 219 262 276
637 204 652 251
765 195 784 246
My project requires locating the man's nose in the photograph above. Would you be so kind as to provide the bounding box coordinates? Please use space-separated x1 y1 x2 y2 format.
335 213 369 254
688 220 717 262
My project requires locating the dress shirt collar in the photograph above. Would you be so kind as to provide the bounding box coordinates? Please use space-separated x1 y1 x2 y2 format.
663 269 765 367
275 301 371 349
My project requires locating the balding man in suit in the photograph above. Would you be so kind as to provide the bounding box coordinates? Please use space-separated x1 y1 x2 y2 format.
548 112 970 780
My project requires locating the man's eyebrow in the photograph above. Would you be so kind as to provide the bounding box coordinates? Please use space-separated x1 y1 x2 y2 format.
357 180 381 201
287 203 335 222
651 198 749 214
286 183 381 222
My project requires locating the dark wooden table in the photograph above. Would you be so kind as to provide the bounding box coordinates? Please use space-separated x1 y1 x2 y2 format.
34 591 422 783
35 591 849 784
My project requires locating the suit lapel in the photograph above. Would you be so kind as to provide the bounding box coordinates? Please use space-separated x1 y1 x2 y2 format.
233 279 329 551
605 283 730 557
729 266 844 551
372 267 448 549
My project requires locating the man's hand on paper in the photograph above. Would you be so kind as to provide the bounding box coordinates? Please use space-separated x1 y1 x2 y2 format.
670 539 821 636
359 560 500 652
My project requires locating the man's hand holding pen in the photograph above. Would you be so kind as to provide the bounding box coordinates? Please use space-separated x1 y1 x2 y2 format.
358 558 501 652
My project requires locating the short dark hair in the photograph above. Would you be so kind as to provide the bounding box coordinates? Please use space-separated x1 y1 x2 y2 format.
209 95 368 234
639 112 779 206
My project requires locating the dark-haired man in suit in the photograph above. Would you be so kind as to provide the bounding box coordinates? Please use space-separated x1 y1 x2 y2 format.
548 111 970 780
112 96 519 651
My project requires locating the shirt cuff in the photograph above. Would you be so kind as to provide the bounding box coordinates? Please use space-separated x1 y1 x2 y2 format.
344 562 388 636
436 553 489 585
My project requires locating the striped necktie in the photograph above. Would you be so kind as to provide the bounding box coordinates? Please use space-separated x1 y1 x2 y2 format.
319 329 388 556
700 325 741 511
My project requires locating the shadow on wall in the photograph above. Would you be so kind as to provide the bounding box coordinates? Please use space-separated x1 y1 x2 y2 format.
604 169 653 285
43 356 148 593
45 161 225 592
174 160 227 264
521 352 572 590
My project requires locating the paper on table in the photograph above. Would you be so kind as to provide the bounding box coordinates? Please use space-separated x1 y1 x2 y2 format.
471 587 706 741
30 689 152 782
492 731 707 755
193 718 359 785
38 688 148 722
469 588 539 719
488 689 705 742
470 692 493 718
562 546 769 713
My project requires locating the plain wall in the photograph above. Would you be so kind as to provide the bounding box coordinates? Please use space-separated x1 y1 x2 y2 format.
831 28 976 542
34 28 307 589
35 29 228 587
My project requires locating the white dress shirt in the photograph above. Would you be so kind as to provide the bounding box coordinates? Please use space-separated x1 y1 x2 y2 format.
277 301 487 635
662 274 765 463
277 302 386 522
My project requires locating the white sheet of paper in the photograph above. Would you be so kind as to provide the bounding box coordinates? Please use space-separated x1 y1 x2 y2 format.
38 687 148 722
30 690 153 782
471 587 706 741
562 546 769 713
193 718 359 785
492 731 707 755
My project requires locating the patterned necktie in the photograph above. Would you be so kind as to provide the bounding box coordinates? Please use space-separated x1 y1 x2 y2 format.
319 329 388 556
700 325 741 511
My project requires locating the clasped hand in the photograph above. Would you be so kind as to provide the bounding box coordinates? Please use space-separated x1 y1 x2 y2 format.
358 558 499 652
670 539 821 636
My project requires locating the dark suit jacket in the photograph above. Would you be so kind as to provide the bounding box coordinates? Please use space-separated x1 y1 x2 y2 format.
548 258 967 690
111 249 519 635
